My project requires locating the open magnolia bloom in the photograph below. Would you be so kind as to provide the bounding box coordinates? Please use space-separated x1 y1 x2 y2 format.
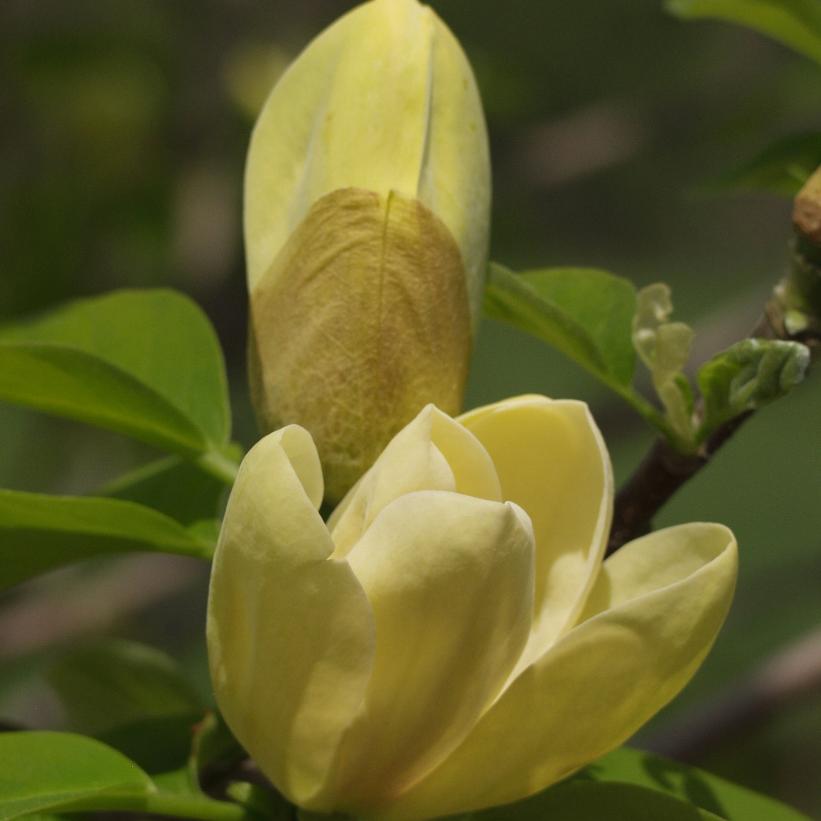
207 395 737 820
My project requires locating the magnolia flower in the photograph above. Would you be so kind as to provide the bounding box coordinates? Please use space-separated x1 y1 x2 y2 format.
245 0 491 502
207 396 737 820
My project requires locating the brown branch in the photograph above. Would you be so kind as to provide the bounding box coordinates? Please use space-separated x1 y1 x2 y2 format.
644 624 821 761
606 412 751 554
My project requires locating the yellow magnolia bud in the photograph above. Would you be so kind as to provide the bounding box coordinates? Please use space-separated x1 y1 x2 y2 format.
245 0 491 502
207 396 738 820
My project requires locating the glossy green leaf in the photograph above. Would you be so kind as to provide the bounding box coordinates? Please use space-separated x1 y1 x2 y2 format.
584 746 810 820
709 133 821 197
0 731 153 819
99 455 229 525
484 264 637 385
633 283 696 447
0 489 214 591
49 640 203 736
0 345 205 455
452 780 722 820
0 290 230 456
0 732 248 820
666 0 821 66
697 338 810 437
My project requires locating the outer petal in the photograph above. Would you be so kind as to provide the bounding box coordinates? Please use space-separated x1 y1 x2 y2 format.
330 405 501 556
206 427 374 809
245 0 490 327
383 523 737 821
459 396 612 671
331 490 534 814
245 0 431 291
420 0 491 324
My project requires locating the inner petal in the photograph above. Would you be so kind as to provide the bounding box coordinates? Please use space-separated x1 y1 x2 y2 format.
330 490 534 813
330 404 501 557
460 397 612 678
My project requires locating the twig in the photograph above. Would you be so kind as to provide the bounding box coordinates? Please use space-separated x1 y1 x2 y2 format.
605 300 813 554
644 624 821 761
607 178 821 554
606 412 751 553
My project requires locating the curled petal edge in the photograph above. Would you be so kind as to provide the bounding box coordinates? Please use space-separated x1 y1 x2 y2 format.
378 523 737 821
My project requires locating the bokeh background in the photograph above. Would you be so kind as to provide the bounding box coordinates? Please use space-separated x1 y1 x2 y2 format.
1 0 819 815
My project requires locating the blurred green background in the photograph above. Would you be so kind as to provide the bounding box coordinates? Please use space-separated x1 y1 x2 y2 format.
0 0 819 816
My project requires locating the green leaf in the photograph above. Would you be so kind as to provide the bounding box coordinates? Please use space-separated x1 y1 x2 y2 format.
484 264 637 385
0 489 214 591
0 290 230 456
633 283 696 447
710 133 821 197
0 731 153 819
48 640 206 794
10 815 72 821
584 746 810 820
49 640 203 737
455 780 722 820
519 267 638 385
697 338 810 436
0 345 206 456
99 455 229 525
100 717 205 795
666 0 821 66
0 732 249 820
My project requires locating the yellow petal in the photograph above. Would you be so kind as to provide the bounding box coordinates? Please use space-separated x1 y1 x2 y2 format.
383 523 737 820
332 490 534 814
267 424 325 509
248 188 472 503
245 0 426 291
460 396 612 671
206 427 374 808
245 0 490 327
417 1 491 323
578 523 737 620
330 405 501 556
